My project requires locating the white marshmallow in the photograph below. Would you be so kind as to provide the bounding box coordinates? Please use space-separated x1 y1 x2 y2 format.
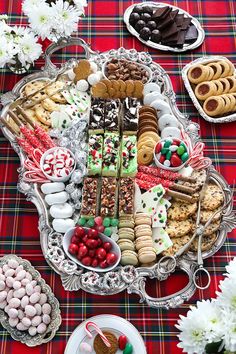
45 191 69 206
52 218 75 233
41 182 65 195
50 203 73 219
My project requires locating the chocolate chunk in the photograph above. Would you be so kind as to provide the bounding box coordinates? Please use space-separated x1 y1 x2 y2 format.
152 6 171 20
181 17 192 30
140 13 152 22
151 29 161 43
176 30 187 47
185 25 198 43
161 22 178 38
140 27 151 40
156 16 174 30
162 31 179 45
129 12 140 25
175 14 185 27
170 9 179 20
135 20 146 32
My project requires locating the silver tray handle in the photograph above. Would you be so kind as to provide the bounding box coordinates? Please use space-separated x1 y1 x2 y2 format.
44 37 98 73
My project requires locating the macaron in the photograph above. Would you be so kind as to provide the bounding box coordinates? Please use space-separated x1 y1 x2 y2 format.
138 247 156 263
134 224 152 238
121 250 139 266
118 228 135 241
135 213 152 226
135 236 154 250
119 220 135 229
117 239 135 252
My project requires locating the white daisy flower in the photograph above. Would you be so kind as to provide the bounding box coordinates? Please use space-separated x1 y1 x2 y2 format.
225 257 236 280
216 277 236 310
17 32 42 66
50 0 80 38
26 3 53 40
22 0 46 16
220 309 236 352
0 37 15 68
73 0 87 15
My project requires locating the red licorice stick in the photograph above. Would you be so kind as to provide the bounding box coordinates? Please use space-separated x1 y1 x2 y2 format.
136 172 173 189
138 165 180 181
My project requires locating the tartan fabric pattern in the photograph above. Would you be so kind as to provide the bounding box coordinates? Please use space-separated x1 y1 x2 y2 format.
0 1 236 353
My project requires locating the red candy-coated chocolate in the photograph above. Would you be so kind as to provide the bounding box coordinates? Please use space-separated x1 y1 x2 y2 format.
88 249 96 258
170 153 182 167
103 242 112 252
68 243 78 255
118 335 128 350
85 239 98 249
81 256 92 266
99 260 108 268
74 226 85 238
78 245 88 258
91 259 98 267
96 248 107 260
155 142 162 154
87 228 99 239
159 154 165 164
71 236 78 244
106 252 118 265
172 139 180 145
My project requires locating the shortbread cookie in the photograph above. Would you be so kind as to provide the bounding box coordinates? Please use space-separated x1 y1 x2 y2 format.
162 234 191 256
201 183 224 210
166 219 193 238
167 201 197 221
190 232 218 252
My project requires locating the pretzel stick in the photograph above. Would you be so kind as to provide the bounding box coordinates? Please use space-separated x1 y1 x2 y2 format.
15 106 35 127
7 110 22 126
0 117 19 136
171 183 196 194
166 190 194 203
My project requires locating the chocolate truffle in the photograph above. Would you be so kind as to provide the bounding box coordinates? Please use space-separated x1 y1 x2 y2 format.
151 29 161 43
147 20 157 30
139 27 151 41
133 5 143 14
135 20 146 32
140 13 152 22
129 12 140 25
142 5 153 14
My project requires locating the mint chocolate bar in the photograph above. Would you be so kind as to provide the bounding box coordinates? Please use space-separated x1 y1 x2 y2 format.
87 135 103 176
120 135 137 177
102 133 120 177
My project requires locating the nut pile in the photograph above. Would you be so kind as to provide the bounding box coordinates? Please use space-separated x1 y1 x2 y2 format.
105 59 149 83
0 259 52 336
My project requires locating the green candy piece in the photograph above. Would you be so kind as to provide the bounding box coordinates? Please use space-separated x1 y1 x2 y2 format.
123 343 133 354
181 152 189 162
180 142 187 149
165 150 172 160
87 218 95 227
103 217 111 227
78 217 86 226
111 218 119 227
104 227 112 237
177 145 185 156
164 140 172 148
161 148 168 155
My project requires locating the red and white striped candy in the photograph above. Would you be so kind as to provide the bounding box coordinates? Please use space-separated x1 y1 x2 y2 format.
44 153 54 165
55 159 65 169
65 157 74 168
43 164 52 175
58 168 70 177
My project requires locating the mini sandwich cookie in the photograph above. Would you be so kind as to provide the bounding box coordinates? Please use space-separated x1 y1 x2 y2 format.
134 213 156 264
120 135 137 177
87 135 103 176
102 133 120 177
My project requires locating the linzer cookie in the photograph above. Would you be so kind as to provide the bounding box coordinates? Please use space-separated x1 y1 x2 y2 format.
87 135 103 176
122 97 139 134
104 99 121 132
89 98 105 134
120 135 137 177
81 178 99 218
102 133 120 177
100 177 118 217
119 177 135 215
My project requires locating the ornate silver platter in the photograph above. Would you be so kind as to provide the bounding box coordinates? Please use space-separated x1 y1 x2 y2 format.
123 2 205 53
182 56 236 123
0 255 61 346
1 38 236 309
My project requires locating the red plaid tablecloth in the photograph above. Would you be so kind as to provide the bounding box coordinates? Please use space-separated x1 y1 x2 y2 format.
0 1 236 353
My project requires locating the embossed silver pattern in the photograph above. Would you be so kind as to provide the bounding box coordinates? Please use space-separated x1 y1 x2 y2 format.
0 255 61 346
1 39 236 309
182 56 236 123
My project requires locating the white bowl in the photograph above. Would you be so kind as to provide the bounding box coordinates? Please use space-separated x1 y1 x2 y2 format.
40 147 76 182
62 227 121 273
153 138 189 172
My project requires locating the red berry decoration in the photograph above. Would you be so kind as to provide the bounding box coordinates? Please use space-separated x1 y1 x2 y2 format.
81 256 92 266
118 335 128 350
91 259 98 267
85 239 98 249
96 247 107 260
99 260 108 268
68 243 79 256
74 226 85 238
87 228 99 239
103 242 112 252
106 252 118 265
78 245 88 258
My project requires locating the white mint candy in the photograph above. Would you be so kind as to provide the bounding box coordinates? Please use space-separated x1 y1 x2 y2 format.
158 114 179 131
9 317 19 327
31 315 42 327
0 281 5 291
14 288 26 299
37 322 47 334
17 322 27 331
87 73 100 86
13 281 21 290
42 314 51 325
50 203 73 219
76 79 89 92
15 265 23 274
22 317 31 327
5 269 15 277
41 182 65 195
164 160 171 167
35 303 42 315
0 291 7 302
8 308 18 319
30 293 40 304
34 285 41 294
169 145 178 152
15 270 26 281
39 294 47 306
45 191 69 206
21 295 29 308
143 82 161 96
28 326 37 336
9 298 21 308
18 309 24 320
90 61 98 73
8 260 19 269
0 300 7 309
25 305 36 317
42 303 51 315
52 218 75 233
6 277 14 288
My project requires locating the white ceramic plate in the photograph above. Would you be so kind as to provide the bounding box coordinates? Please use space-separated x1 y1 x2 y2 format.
64 314 147 354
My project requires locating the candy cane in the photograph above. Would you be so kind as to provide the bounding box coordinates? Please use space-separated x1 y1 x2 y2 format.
85 321 111 348
23 148 49 183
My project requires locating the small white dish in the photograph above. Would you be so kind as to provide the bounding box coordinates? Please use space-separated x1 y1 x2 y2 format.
64 314 147 354
40 147 76 182
62 227 121 273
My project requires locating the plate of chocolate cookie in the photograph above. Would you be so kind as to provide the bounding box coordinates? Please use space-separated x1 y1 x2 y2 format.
64 315 146 354
182 56 236 123
123 2 205 52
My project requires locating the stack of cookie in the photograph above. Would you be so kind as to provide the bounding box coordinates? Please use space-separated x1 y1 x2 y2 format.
134 213 156 265
137 105 160 165
118 215 139 266
163 181 224 256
